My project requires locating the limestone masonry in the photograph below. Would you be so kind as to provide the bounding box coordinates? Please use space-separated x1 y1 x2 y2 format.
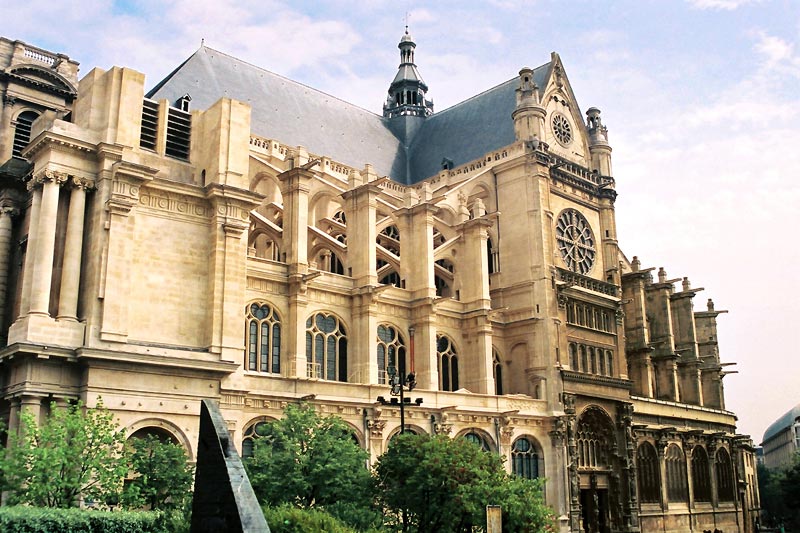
0 33 759 532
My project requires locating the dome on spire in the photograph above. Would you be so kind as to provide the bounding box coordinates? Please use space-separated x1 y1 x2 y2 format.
400 30 414 44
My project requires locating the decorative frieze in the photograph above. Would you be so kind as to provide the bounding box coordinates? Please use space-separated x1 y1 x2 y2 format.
139 190 209 218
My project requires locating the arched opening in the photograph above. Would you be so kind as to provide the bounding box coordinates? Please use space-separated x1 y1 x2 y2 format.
245 302 281 373
306 313 348 381
511 436 541 479
692 446 711 502
715 448 735 502
377 324 407 385
437 334 459 391
666 444 689 502
637 442 661 504
492 350 503 395
13 110 39 157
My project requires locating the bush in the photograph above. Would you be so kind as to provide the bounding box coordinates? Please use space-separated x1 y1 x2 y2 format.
0 506 174 533
262 504 356 533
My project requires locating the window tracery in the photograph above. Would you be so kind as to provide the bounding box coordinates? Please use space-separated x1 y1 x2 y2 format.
692 446 711 502
637 442 661 504
437 334 459 391
377 324 406 385
665 444 689 502
716 447 735 502
511 437 540 479
245 303 281 373
305 313 348 381
555 209 596 275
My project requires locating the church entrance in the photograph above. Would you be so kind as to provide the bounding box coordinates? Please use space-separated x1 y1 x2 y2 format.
580 487 610 533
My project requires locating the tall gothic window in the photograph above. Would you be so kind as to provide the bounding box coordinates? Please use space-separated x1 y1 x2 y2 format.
666 444 689 502
570 343 579 371
511 437 540 479
437 334 459 391
576 408 614 469
245 303 281 373
493 350 503 395
306 313 348 381
716 448 735 502
377 324 406 385
637 442 661 504
12 110 39 157
692 446 712 502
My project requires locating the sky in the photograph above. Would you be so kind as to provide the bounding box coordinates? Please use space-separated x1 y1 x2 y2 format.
2 0 798 443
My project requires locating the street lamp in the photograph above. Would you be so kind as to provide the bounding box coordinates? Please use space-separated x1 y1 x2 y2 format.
377 326 422 434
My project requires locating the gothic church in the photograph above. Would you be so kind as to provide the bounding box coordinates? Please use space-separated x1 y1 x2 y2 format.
0 32 760 532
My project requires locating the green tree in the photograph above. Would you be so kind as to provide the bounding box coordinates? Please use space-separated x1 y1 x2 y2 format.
122 434 195 511
0 400 128 508
375 433 555 533
245 403 379 530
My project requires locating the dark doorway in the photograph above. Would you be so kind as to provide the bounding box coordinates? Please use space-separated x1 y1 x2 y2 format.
580 488 610 533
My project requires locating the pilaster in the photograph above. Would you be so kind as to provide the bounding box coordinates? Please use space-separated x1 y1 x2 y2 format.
205 183 261 361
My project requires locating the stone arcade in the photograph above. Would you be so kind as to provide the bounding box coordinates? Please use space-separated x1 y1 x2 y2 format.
0 33 760 532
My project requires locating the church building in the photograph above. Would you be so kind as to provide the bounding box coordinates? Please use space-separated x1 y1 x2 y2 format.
0 32 760 532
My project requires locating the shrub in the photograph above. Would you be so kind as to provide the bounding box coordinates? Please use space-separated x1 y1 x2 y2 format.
261 504 360 533
0 506 174 533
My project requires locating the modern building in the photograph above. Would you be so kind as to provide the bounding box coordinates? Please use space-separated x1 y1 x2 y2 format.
0 32 760 532
761 404 800 469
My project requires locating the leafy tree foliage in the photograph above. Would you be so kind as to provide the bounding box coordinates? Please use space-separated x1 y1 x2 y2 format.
375 433 555 533
0 400 128 508
122 434 195 512
245 403 379 530
759 453 800 530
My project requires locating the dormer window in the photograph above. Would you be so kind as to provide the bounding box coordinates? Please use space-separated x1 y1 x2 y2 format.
176 93 192 112
441 158 453 171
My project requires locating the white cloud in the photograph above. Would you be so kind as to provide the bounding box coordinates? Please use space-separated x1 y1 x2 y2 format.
686 0 762 9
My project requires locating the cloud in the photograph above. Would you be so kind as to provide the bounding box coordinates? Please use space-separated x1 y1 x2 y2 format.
686 0 762 9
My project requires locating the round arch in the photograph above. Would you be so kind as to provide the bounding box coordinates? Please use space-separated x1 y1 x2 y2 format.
510 434 544 479
7 64 77 95
308 190 344 226
455 427 496 452
386 424 426 440
126 418 193 459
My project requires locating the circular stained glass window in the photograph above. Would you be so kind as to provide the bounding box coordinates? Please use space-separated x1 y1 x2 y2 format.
555 209 596 274
552 113 572 145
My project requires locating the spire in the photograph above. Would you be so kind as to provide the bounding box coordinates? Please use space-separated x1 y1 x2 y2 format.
383 29 434 118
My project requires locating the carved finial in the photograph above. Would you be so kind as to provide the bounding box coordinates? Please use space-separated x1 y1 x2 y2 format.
631 256 640 272
682 277 690 291
472 197 486 218
658 267 667 283
707 298 715 312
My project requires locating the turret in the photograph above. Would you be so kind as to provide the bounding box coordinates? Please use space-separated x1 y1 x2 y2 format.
586 107 612 176
511 67 546 143
383 29 434 119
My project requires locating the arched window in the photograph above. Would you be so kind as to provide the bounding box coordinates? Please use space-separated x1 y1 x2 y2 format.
245 303 281 373
569 343 579 371
333 210 346 225
493 350 503 395
487 237 499 274
434 275 450 297
637 442 661 504
463 431 491 452
666 444 689 502
511 437 540 479
437 334 459 391
241 420 271 459
715 448 735 502
306 313 348 381
576 408 614 468
692 446 711 502
580 345 588 373
12 110 39 157
377 324 406 385
379 271 401 287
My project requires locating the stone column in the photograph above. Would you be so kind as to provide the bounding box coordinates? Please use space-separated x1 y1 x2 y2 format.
29 170 66 316
0 206 19 331
0 93 16 162
56 178 91 321
6 397 21 435
19 394 42 426
656 436 669 511
18 182 43 317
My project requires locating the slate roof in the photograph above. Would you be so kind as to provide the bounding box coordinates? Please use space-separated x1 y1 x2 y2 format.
148 46 551 184
763 403 800 444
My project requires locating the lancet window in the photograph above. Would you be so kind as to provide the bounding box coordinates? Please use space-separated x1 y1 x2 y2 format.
716 448 735 502
306 313 348 382
437 334 459 392
637 442 661 504
692 446 712 502
493 350 503 395
666 444 689 502
245 303 281 373
377 324 407 385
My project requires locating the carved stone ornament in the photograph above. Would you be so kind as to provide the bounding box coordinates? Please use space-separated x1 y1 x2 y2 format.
367 419 386 439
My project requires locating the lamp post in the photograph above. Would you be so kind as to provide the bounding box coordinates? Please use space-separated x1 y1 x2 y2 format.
376 326 422 434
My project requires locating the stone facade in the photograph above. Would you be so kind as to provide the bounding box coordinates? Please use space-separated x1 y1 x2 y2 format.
0 34 760 532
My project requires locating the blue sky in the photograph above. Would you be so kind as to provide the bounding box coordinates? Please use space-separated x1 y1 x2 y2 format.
2 0 798 442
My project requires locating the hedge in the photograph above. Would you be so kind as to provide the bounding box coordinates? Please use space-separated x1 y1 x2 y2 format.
0 506 178 533
262 504 362 533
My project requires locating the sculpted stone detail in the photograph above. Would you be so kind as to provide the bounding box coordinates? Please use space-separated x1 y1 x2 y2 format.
138 191 209 218
367 419 386 439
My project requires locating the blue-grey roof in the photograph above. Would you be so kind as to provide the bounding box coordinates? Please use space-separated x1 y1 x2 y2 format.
763 403 800 444
147 46 551 184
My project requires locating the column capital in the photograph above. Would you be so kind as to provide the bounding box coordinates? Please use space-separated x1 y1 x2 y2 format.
3 92 16 107
69 176 96 192
0 205 19 217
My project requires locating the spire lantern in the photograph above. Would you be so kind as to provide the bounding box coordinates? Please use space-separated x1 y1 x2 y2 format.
383 29 434 118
